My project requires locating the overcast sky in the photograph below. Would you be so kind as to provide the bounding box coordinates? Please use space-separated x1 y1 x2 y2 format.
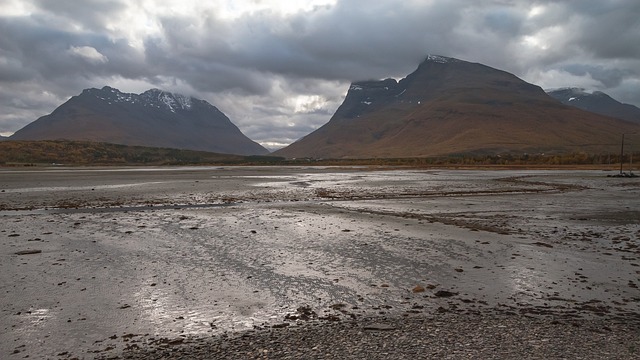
1 0 639 148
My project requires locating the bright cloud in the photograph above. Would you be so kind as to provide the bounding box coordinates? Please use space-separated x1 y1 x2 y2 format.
68 46 109 64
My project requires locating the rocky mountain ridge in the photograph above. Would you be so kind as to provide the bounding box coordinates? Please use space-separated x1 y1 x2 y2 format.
86 87 195 112
10 86 269 155
547 88 640 124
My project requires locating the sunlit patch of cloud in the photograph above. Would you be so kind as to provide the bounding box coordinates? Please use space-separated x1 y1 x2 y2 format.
67 46 109 64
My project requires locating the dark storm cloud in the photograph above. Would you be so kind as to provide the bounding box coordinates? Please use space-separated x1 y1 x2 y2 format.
562 64 632 88
145 0 466 89
1 0 639 144
232 0 463 80
33 0 126 31
574 2 640 59
0 15 147 82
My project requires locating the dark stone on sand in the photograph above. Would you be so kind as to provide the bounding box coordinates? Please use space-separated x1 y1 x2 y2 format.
364 323 397 331
434 290 458 298
15 249 42 255
532 242 554 248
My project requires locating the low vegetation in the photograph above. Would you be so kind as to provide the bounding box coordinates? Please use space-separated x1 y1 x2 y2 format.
0 140 637 169
292 152 639 168
0 140 283 166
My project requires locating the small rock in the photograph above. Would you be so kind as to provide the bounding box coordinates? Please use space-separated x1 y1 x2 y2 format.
434 290 458 298
532 242 554 248
364 323 396 331
167 338 184 346
15 249 42 255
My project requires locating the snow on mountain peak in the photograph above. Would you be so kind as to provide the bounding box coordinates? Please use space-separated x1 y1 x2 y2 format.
140 89 194 111
88 87 196 112
425 55 458 64
151 90 192 112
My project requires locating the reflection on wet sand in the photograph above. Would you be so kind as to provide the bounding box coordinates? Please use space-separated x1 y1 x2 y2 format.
1 167 638 358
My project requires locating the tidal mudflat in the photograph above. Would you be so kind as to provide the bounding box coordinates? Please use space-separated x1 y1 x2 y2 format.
1 167 639 358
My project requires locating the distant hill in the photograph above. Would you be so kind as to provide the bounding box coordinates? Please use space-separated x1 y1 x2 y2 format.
10 87 269 156
0 140 282 166
547 88 640 124
275 55 640 159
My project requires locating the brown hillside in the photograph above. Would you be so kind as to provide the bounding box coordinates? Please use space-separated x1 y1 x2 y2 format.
275 56 640 158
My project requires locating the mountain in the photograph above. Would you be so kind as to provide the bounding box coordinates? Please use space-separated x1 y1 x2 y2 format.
0 135 7 141
10 86 269 155
547 88 640 124
275 55 640 159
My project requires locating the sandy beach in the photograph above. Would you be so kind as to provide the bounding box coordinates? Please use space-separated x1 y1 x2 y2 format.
1 166 639 359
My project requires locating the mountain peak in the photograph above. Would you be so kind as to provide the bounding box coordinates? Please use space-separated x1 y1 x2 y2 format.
141 88 193 112
275 55 640 159
79 86 197 113
11 85 269 155
101 85 121 93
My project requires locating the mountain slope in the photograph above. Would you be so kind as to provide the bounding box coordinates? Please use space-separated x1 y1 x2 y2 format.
10 87 268 155
547 88 640 124
275 56 639 158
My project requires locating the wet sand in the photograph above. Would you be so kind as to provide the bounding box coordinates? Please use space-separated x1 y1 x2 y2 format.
1 167 639 358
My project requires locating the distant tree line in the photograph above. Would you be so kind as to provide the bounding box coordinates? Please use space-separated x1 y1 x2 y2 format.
284 152 640 167
0 140 282 166
1 140 637 168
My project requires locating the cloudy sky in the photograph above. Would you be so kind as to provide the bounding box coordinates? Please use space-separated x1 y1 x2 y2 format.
1 0 639 148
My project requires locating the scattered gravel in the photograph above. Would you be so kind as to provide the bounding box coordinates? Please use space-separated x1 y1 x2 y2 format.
111 314 640 360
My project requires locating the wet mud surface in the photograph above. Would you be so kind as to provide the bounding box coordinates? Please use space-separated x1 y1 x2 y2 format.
1 167 639 358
